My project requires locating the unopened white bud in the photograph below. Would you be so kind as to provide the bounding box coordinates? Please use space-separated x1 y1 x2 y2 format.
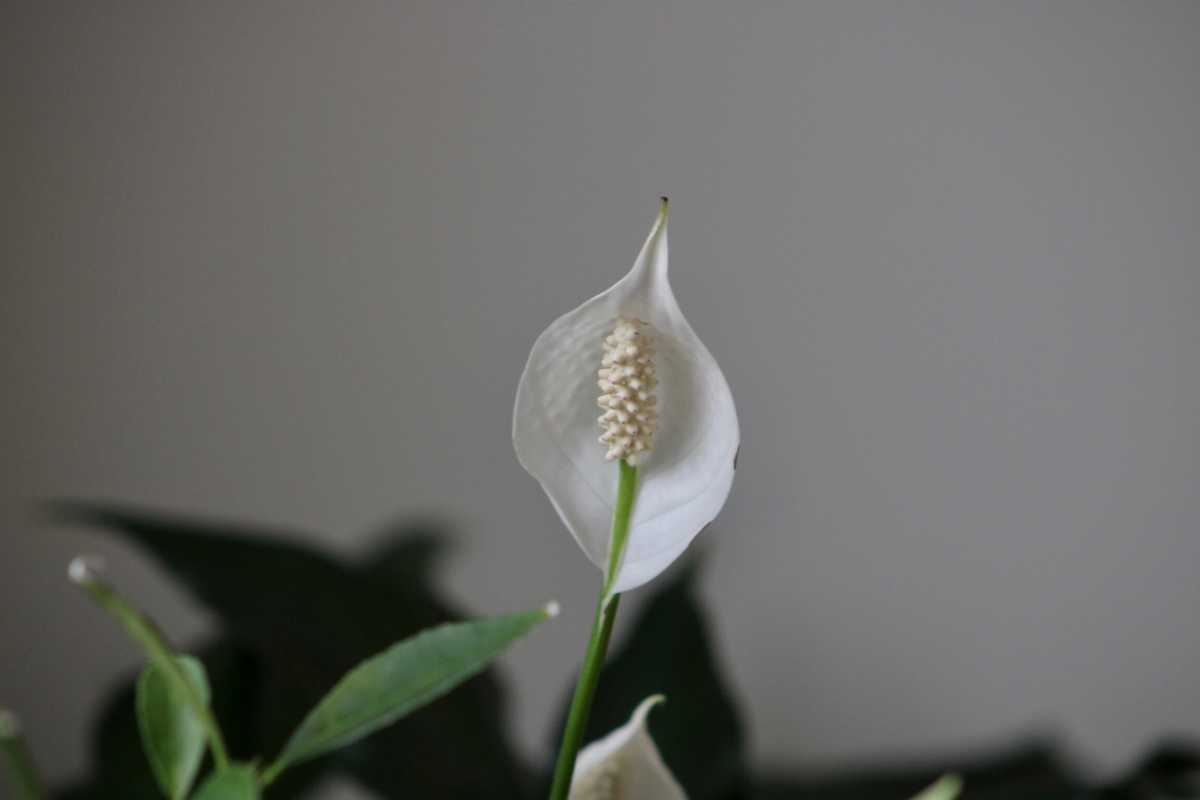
597 317 657 465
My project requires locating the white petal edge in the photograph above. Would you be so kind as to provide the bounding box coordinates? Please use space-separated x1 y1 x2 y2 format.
513 203 739 593
570 695 686 800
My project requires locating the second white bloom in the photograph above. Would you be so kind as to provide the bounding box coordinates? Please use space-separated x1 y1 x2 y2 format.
569 696 686 800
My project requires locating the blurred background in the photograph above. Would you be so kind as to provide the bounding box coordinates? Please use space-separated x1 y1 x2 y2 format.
3 0 1199 795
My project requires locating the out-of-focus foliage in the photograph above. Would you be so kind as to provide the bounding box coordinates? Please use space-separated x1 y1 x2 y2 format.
46 504 1200 799
53 504 531 799
755 743 1077 800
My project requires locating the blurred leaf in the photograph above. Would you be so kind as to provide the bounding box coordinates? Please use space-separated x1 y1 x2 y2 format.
1 710 46 800
191 764 259 800
267 606 554 782
137 655 211 800
53 504 532 799
754 743 1079 800
550 560 749 800
911 775 962 800
723 715 1200 800
1094 741 1200 800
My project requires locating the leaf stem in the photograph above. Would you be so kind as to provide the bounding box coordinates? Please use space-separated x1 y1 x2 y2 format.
71 562 230 769
0 710 45 800
548 460 637 800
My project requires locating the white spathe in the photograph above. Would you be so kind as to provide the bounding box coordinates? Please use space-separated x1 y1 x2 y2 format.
513 201 739 593
569 696 685 800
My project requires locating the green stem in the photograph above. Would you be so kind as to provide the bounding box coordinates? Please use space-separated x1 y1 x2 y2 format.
602 460 638 599
0 712 45 800
73 568 230 769
548 460 637 800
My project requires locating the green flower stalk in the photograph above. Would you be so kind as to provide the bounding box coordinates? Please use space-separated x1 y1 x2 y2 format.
548 459 638 800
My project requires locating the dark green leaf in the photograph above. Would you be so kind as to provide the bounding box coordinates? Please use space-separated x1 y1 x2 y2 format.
137 656 211 800
267 605 554 781
191 764 259 800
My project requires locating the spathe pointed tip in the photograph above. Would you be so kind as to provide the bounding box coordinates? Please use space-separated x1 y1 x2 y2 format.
658 196 669 216
631 693 668 726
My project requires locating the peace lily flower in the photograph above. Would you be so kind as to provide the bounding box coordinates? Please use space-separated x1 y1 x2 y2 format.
530 200 739 800
569 696 685 800
513 199 739 593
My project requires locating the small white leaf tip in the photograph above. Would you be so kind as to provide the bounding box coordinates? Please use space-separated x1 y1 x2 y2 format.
67 554 105 584
544 600 561 619
0 709 21 738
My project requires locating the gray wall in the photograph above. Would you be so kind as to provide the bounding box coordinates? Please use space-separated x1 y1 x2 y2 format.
3 1 1199 792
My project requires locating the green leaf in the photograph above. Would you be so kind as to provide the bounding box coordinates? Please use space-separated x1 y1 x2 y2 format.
54 641 263 800
67 556 230 769
911 775 962 800
137 656 211 800
264 605 554 783
190 765 259 800
53 506 536 799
